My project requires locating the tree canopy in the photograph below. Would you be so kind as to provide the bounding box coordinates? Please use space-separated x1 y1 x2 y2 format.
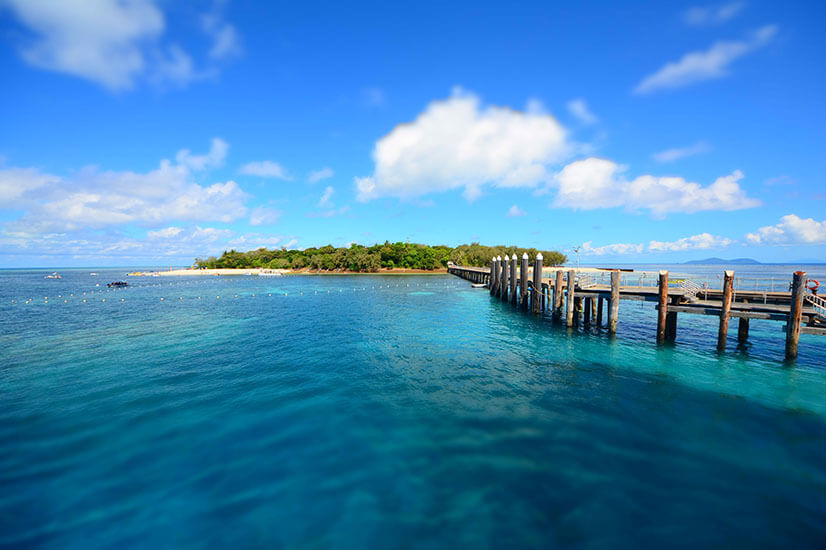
195 242 566 272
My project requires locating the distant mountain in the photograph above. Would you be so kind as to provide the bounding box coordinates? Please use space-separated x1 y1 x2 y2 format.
683 257 762 265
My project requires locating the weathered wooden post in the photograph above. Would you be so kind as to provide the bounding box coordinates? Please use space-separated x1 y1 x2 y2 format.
499 254 511 301
489 257 497 295
785 271 806 361
565 270 575 327
717 270 734 351
608 270 620 334
532 253 543 314
596 297 604 327
657 270 668 344
554 270 564 318
737 298 750 343
665 295 679 341
583 298 592 326
520 253 529 310
510 255 518 305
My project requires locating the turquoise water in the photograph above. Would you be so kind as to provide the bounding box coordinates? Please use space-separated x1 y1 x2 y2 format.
2 269 825 547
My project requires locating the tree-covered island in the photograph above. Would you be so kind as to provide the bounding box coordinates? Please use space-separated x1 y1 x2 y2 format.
195 242 567 272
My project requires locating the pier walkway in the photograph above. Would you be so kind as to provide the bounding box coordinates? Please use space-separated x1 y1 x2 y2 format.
448 256 824 362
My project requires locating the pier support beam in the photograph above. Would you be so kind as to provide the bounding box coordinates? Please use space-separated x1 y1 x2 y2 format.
566 270 576 327
785 271 806 361
520 253 529 310
532 254 543 314
596 297 604 327
657 270 668 344
665 296 679 341
738 318 750 343
584 298 592 326
510 255 518 305
608 270 621 334
717 270 735 351
554 270 564 318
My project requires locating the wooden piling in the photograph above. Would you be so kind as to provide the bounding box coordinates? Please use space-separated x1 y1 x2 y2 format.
665 295 679 341
785 271 806 361
584 298 592 326
608 270 620 334
520 253 529 310
510 255 518 305
717 270 734 351
738 318 750 343
554 270 564 318
565 270 575 327
596 297 604 327
489 258 497 295
657 270 668 344
532 253 543 314
499 254 511 301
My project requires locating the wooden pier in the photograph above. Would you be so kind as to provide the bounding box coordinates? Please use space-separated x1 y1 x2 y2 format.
448 257 825 362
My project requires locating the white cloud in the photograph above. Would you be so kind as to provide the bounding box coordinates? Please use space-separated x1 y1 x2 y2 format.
684 2 745 26
318 186 334 208
652 141 710 163
506 205 526 217
566 98 598 125
175 137 228 171
249 206 282 226
239 160 290 179
0 167 60 204
746 214 826 245
582 232 734 256
308 167 334 184
634 25 777 94
552 158 760 216
202 10 242 60
0 138 248 236
582 241 645 256
355 89 569 202
649 233 734 251
1 0 239 91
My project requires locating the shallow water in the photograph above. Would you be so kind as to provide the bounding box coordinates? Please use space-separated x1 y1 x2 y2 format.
1 269 825 547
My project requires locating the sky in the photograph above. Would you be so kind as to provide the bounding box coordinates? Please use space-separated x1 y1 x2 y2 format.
1 0 825 267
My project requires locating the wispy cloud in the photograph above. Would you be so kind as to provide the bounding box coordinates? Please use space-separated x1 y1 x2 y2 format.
634 25 777 94
582 232 734 256
652 141 710 163
566 98 598 125
684 2 745 26
240 160 290 179
318 186 334 208
506 205 526 217
362 87 386 107
308 167 334 184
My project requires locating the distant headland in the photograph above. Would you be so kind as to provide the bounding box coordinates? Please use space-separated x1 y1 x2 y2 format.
683 257 762 265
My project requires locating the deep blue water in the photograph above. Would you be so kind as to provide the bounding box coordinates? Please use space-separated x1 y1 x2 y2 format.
1 268 825 548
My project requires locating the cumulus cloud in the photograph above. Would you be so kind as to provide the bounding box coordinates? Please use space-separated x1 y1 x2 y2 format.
239 160 290 179
0 138 248 236
308 167 334 184
634 25 777 94
175 138 228 170
552 158 759 216
684 2 745 26
746 214 826 245
202 8 242 60
652 141 710 163
506 205 526 217
1 0 239 90
355 89 569 202
566 98 598 125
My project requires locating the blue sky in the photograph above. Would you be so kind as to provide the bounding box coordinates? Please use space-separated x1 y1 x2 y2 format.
1 0 825 267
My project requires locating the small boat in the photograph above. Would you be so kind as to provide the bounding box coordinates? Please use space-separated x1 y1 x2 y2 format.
107 281 128 288
471 283 486 288
259 271 283 277
90 272 98 276
44 272 61 279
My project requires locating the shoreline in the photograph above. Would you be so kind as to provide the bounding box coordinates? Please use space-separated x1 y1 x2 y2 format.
127 267 451 277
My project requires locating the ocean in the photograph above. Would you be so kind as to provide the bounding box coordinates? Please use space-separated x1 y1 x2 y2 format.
1 266 825 547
